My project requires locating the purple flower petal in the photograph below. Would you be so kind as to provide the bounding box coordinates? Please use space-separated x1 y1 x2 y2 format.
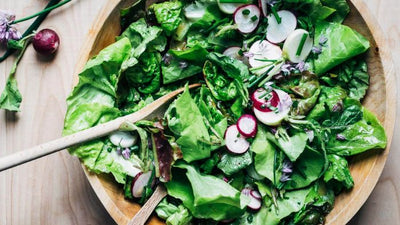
311 46 322 54
319 35 328 46
122 148 131 159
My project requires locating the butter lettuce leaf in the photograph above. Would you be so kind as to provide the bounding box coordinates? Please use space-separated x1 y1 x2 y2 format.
313 22 370 75
0 76 22 111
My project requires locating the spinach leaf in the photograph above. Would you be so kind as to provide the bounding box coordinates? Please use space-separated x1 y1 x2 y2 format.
282 0 336 23
321 0 350 23
190 4 224 30
162 59 202 84
203 61 239 101
322 57 369 101
169 44 209 65
313 21 370 75
206 52 249 80
165 163 246 221
324 154 354 193
150 1 183 36
326 107 386 156
284 147 325 190
275 128 308 162
125 51 161 84
217 152 252 176
0 76 22 111
307 86 347 121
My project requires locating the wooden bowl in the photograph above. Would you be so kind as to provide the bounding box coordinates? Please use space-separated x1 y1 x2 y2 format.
72 0 396 224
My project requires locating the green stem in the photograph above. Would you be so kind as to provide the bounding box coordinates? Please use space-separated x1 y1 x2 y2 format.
9 37 32 77
11 0 71 24
271 6 281 24
0 0 62 63
296 33 308 56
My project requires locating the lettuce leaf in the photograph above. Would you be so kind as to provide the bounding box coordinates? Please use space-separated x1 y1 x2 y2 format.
150 1 183 36
165 163 246 220
0 75 22 111
313 22 370 75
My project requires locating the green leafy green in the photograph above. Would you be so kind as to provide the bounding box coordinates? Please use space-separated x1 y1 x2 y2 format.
165 163 246 220
217 152 253 176
324 154 354 193
321 0 350 23
322 57 369 101
313 21 370 75
307 86 347 121
162 60 202 84
156 199 193 225
284 147 325 190
326 107 387 156
150 1 183 36
0 76 22 111
169 44 209 65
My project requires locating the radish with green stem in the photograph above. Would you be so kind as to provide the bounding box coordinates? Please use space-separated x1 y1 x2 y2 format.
283 29 313 63
32 29 60 55
234 5 261 34
266 10 297 43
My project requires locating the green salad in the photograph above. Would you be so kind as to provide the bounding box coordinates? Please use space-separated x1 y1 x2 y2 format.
63 0 387 224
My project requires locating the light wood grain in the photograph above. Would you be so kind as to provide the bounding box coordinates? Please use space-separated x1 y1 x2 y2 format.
0 0 399 225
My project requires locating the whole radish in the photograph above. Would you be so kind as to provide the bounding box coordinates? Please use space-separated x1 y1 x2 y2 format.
32 29 60 55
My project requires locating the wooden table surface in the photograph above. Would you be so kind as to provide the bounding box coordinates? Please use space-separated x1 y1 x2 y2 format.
0 0 398 224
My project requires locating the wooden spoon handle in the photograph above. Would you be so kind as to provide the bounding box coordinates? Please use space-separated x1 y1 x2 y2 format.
0 84 200 172
128 185 168 225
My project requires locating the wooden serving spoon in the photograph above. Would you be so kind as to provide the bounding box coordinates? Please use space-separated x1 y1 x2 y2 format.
0 83 200 172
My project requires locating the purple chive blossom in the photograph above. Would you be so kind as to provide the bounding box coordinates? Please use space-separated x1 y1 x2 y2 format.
295 61 308 72
179 61 188 69
270 127 277 135
116 147 122 155
332 101 344 112
311 46 322 54
222 177 229 183
305 129 315 142
243 51 254 58
336 134 346 141
268 0 279 6
280 173 291 182
162 53 172 66
0 10 21 43
281 160 293 174
121 148 131 159
281 63 295 75
319 35 328 46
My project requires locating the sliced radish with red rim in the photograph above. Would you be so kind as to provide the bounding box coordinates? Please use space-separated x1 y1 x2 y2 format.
223 46 249 65
237 114 258 138
234 5 261 34
251 88 280 112
224 125 250 154
258 0 269 17
218 0 244 14
266 10 297 43
282 29 313 63
253 89 292 126
131 171 153 198
250 190 262 200
241 188 262 211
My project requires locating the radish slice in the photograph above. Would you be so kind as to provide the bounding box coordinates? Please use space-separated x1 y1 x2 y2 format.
109 131 137 148
266 10 297 43
241 188 262 211
258 0 269 17
248 40 283 75
131 171 152 198
184 2 206 21
223 46 249 65
282 29 313 63
237 114 258 138
251 88 280 112
218 0 244 14
224 125 250 154
250 190 262 200
253 89 292 126
234 5 261 34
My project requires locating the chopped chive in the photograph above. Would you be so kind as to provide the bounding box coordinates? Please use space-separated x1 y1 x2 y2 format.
249 66 275 88
258 91 270 99
296 33 308 56
255 58 278 62
251 15 258 22
242 9 251 15
271 6 281 24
